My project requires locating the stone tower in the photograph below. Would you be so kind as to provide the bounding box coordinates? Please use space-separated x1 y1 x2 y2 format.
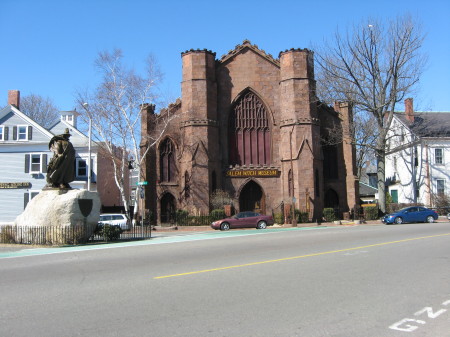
279 49 323 220
180 49 220 212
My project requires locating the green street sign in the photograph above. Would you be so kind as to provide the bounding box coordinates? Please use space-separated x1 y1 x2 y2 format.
137 181 148 186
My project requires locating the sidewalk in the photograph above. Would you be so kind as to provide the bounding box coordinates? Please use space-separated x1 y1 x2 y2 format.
152 219 384 232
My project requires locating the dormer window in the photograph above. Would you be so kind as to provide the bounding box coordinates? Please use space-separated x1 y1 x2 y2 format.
59 111 78 127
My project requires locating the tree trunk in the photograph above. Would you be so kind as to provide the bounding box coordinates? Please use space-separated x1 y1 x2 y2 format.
376 148 386 214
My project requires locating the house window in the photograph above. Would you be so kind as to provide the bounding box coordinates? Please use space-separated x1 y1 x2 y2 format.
436 179 445 195
76 159 87 177
25 153 47 174
24 191 39 209
0 126 8 140
31 154 41 173
13 125 32 141
435 148 443 165
18 125 28 140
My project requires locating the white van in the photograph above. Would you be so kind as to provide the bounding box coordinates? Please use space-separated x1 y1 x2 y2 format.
98 214 131 230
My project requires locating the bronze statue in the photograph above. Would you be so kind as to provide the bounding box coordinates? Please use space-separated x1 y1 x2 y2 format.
46 128 75 189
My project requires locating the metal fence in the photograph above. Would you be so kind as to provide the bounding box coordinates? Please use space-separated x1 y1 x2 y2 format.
0 224 151 246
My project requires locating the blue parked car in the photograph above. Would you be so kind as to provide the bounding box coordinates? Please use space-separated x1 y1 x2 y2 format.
382 206 438 224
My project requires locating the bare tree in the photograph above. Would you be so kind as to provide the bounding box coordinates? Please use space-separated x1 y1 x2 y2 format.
315 15 427 213
354 111 378 178
76 49 174 224
20 94 60 128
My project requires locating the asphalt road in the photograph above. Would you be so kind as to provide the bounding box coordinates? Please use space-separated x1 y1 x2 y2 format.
1 222 449 337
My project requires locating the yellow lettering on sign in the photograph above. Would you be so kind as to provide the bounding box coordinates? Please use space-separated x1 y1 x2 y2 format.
0 182 32 189
225 169 279 178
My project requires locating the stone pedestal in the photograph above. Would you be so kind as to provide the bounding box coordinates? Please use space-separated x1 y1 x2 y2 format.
14 189 101 245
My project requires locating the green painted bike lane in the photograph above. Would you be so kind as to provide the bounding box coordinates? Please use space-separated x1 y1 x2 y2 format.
0 226 330 259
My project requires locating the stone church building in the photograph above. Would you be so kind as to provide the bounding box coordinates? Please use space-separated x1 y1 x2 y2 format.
141 40 359 224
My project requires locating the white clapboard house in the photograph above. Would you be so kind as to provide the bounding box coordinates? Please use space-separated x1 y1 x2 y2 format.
0 90 98 223
385 98 450 207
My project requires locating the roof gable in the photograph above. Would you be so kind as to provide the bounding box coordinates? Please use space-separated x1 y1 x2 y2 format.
0 104 54 139
49 120 90 148
219 39 280 67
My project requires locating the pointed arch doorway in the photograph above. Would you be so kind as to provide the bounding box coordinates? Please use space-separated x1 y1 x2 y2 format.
239 180 265 213
160 193 176 224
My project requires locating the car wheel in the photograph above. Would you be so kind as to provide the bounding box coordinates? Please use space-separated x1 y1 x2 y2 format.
220 222 230 231
257 221 267 229
394 217 403 224
426 216 434 223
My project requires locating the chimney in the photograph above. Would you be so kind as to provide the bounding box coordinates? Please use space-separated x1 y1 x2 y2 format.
333 101 341 113
405 98 414 124
8 90 20 109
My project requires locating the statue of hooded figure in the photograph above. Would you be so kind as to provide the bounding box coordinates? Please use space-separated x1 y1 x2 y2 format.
46 128 75 189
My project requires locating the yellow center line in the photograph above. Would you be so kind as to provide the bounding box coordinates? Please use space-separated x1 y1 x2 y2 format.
154 232 450 279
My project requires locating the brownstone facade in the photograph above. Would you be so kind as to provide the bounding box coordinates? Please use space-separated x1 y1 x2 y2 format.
141 40 359 224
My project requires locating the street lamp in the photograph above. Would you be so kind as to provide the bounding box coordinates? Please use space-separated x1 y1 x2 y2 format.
82 103 92 192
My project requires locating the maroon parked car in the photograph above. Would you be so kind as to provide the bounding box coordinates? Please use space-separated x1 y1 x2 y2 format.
211 211 274 231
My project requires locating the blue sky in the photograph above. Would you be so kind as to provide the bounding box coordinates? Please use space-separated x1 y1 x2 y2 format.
2 0 450 113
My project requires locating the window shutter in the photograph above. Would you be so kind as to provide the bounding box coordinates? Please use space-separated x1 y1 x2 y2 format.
4 127 8 140
24 154 30 173
28 126 33 140
42 154 48 173
24 193 30 209
13 126 17 140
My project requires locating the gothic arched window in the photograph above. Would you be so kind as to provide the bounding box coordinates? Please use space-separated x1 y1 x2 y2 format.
160 138 176 182
323 145 338 180
229 91 271 166
184 171 190 198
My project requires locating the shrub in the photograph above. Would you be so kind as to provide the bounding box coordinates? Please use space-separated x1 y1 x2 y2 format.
323 208 337 222
210 209 226 221
295 210 309 223
95 224 123 241
175 209 189 225
364 206 379 220
273 213 284 224
432 193 450 215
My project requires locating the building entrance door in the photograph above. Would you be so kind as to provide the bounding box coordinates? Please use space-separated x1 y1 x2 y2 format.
160 193 176 224
239 181 265 213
